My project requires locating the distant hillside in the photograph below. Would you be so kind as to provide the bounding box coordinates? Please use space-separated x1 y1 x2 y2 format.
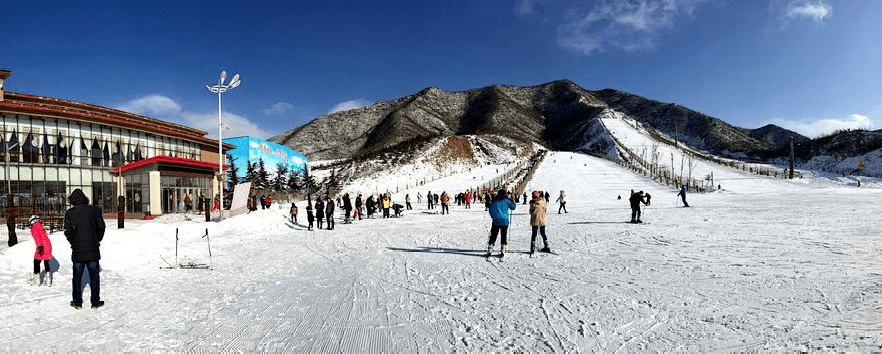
269 80 879 177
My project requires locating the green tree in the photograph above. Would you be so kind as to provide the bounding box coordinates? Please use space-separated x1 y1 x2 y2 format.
256 159 270 190
244 159 258 184
287 168 301 191
274 162 289 192
227 157 241 190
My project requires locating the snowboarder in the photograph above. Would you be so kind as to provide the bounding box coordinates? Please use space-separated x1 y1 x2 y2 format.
306 202 315 231
289 202 298 223
629 190 647 223
64 188 106 309
325 197 335 230
556 190 568 214
529 191 551 255
486 189 517 258
30 215 53 286
677 186 689 207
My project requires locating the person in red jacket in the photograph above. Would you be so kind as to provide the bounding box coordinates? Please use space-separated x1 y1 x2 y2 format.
30 215 53 286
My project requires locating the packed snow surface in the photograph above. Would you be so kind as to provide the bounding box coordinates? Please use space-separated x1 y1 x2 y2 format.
2 152 881 351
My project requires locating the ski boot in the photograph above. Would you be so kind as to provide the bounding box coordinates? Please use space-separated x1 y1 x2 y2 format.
44 272 52 287
91 301 105 309
485 244 493 258
70 301 83 309
499 244 505 258
30 273 39 286
540 242 552 253
530 242 536 256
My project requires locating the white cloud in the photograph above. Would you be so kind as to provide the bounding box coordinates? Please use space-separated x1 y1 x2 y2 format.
558 0 710 55
785 0 831 23
116 95 182 117
262 102 294 116
328 99 371 114
117 94 272 140
767 114 874 138
516 0 538 16
180 111 274 140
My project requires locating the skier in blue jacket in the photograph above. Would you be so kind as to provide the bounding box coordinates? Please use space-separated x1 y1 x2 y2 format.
486 189 517 258
677 186 689 207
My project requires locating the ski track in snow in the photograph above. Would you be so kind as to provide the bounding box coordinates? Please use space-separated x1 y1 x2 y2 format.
1 152 882 351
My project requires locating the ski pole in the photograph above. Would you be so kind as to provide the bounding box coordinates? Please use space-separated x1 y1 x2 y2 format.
202 228 212 270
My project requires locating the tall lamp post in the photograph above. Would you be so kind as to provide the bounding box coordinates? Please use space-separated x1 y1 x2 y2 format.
206 71 241 222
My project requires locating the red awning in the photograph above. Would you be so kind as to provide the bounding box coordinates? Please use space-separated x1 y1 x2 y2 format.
113 155 229 174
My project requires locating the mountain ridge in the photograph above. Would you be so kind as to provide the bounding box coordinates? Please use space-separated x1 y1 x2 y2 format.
269 81 876 175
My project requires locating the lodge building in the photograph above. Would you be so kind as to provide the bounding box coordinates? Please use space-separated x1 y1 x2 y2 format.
0 69 232 219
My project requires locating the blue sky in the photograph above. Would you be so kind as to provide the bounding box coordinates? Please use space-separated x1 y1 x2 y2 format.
3 0 879 139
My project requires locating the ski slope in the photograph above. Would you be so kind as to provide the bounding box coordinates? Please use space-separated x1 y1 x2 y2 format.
1 152 881 351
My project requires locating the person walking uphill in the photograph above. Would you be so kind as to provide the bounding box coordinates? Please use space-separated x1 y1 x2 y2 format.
30 215 53 286
64 188 106 309
529 191 552 255
556 190 568 214
486 189 517 259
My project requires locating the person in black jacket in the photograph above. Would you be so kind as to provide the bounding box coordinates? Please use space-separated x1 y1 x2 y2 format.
629 190 647 224
355 194 363 221
64 188 106 309
342 193 352 224
325 196 335 230
315 198 325 229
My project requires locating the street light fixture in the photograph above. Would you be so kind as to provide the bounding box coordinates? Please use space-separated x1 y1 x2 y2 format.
206 71 241 222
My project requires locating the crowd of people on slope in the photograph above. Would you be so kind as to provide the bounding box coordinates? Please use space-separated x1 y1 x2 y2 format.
280 184 692 254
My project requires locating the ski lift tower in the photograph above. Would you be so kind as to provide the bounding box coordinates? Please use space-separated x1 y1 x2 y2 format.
206 71 241 222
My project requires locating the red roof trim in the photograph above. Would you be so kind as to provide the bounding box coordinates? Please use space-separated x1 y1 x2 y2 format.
113 155 229 174
0 92 235 150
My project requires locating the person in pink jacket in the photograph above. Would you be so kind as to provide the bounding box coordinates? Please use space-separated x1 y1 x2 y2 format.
30 215 53 286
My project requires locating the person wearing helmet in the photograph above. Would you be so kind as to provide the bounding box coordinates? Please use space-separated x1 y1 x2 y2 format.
30 215 53 286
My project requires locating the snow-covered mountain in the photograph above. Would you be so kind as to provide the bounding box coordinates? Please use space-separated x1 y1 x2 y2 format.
270 80 882 180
